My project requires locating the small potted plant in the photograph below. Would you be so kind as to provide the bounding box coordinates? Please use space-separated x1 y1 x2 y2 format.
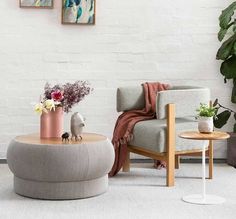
196 103 217 133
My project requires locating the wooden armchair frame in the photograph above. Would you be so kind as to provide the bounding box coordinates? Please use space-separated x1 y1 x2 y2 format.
122 103 213 187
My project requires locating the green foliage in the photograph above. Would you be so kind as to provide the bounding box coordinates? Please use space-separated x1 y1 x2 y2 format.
196 103 217 118
214 110 231 128
231 79 236 103
218 28 228 41
219 2 236 30
213 99 236 132
217 2 236 103
220 55 236 79
216 35 236 60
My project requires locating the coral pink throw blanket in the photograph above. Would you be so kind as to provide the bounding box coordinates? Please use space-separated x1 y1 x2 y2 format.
109 82 170 177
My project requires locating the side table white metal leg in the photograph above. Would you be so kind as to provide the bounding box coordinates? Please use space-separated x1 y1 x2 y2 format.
182 140 225 205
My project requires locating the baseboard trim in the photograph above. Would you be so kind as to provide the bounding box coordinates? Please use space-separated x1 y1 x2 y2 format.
131 158 227 164
180 158 226 164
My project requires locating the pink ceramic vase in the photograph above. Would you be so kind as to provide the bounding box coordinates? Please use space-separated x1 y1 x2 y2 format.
40 107 64 139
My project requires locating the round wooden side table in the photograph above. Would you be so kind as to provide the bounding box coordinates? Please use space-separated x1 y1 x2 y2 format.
179 131 230 205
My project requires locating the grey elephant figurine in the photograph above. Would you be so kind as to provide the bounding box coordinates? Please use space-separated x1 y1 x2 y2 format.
70 112 85 141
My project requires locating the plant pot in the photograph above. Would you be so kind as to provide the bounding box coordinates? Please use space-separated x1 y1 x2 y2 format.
198 116 213 133
40 107 64 139
227 132 236 167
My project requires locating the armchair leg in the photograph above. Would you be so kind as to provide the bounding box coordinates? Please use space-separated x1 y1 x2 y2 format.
166 103 175 187
209 140 213 179
167 152 175 187
123 151 130 172
175 155 180 169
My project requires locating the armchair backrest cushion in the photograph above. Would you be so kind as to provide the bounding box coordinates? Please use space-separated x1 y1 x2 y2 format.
157 87 210 119
117 86 145 112
116 85 210 118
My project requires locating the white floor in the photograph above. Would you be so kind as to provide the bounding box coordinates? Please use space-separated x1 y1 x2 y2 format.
0 163 236 219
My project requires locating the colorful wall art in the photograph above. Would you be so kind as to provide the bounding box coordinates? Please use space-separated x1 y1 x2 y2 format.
20 0 53 8
62 0 95 25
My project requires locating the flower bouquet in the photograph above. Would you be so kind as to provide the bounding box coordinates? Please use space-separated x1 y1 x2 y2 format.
34 81 92 138
35 80 92 114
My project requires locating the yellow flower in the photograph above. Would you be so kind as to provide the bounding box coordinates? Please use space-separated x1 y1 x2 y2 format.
44 99 55 111
35 0 41 7
34 103 44 115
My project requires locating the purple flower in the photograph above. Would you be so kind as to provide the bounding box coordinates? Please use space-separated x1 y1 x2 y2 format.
44 81 92 113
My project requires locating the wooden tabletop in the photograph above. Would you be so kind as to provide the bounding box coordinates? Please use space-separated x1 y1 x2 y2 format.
179 131 230 140
14 133 107 145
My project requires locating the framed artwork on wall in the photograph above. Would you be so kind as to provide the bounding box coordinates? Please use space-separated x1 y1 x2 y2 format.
62 0 96 25
20 0 53 8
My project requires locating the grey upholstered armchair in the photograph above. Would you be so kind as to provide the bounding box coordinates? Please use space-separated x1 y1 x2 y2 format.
116 85 211 186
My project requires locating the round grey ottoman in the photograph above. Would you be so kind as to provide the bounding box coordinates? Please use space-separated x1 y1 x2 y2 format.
7 133 115 200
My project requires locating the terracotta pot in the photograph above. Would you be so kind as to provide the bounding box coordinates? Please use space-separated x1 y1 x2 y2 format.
40 107 64 139
198 116 213 133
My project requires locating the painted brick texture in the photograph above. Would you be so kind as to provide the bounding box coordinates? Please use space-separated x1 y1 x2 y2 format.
0 0 234 158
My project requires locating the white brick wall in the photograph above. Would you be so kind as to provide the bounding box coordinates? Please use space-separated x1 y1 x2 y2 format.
0 0 234 158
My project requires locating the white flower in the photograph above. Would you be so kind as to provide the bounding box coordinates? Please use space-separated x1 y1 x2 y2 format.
54 101 61 106
34 103 47 115
44 99 55 111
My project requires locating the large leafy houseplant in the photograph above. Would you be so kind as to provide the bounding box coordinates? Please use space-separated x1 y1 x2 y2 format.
215 2 236 132
217 1 236 103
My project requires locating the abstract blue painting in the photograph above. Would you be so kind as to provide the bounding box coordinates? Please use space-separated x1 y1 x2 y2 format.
62 0 95 25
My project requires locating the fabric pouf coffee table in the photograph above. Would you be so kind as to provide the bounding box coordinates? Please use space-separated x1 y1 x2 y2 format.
7 133 115 200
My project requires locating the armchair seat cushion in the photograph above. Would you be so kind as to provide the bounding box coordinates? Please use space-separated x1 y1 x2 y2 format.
129 118 206 153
